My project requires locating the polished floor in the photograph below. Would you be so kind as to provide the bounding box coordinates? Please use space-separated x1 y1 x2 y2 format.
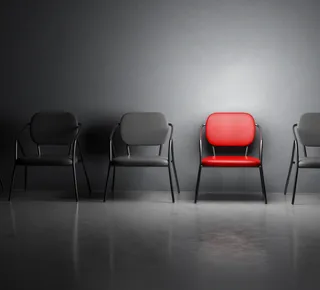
1 191 320 290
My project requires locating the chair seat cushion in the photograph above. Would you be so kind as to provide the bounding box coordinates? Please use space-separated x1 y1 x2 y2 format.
201 156 261 167
16 155 77 166
299 157 320 168
112 156 168 167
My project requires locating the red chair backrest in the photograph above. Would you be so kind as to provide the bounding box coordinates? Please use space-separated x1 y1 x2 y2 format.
205 112 256 146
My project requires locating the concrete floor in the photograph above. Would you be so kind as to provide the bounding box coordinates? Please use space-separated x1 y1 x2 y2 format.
1 191 320 290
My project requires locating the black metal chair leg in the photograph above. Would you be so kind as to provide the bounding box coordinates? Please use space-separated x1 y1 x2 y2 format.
111 166 116 199
168 165 175 203
72 164 79 202
78 144 92 196
171 160 180 194
81 161 92 196
8 165 17 201
284 162 294 196
194 165 202 203
284 141 296 195
259 166 268 204
292 164 299 205
0 177 4 192
171 145 180 194
24 166 28 192
103 164 111 202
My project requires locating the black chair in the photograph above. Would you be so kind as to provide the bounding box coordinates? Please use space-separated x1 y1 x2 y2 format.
103 112 180 203
284 113 320 204
8 112 91 202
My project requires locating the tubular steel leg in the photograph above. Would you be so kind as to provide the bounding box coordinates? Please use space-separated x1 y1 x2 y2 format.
292 164 299 205
171 146 180 194
8 165 17 201
103 164 111 202
78 145 92 196
0 177 3 192
111 166 116 199
72 164 79 202
168 165 175 203
259 166 268 204
81 161 92 196
24 166 28 192
284 162 294 195
171 160 180 194
194 165 202 204
284 142 296 195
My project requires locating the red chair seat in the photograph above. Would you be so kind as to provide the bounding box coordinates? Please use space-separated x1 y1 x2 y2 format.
201 156 261 167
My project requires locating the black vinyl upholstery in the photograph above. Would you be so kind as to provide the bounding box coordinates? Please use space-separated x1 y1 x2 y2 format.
112 156 168 167
297 113 320 147
16 156 77 166
30 112 78 145
299 157 320 168
120 112 169 146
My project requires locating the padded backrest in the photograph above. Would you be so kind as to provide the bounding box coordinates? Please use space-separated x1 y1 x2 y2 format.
297 113 320 146
120 112 169 146
30 112 78 145
206 112 256 146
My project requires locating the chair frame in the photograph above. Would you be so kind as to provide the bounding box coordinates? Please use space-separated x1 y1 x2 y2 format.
8 122 92 202
283 123 310 205
194 123 267 204
103 122 180 203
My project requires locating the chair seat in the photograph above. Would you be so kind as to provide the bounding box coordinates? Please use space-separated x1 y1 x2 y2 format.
201 156 261 167
112 156 169 167
299 157 320 168
16 155 77 166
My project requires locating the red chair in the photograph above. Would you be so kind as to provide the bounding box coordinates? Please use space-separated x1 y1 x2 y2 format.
194 112 267 203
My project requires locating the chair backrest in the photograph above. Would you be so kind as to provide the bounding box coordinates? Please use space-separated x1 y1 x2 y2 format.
120 112 169 146
297 113 320 147
205 112 256 146
30 112 78 145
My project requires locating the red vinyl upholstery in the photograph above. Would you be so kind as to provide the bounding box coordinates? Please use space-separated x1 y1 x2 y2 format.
201 156 261 167
206 112 255 146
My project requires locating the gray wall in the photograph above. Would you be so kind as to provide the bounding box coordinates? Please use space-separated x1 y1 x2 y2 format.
1 0 320 197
